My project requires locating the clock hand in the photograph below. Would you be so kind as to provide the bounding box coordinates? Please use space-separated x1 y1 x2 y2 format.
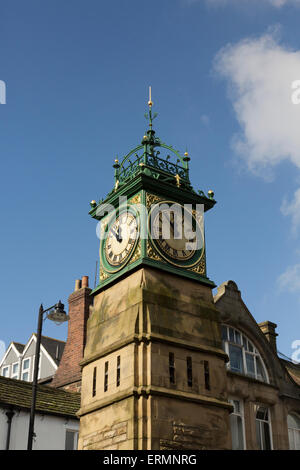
117 226 123 243
111 227 122 243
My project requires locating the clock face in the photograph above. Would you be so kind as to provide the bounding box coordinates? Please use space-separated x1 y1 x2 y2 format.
105 212 138 266
149 202 204 267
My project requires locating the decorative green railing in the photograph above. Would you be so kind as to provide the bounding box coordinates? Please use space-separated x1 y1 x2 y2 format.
115 137 190 188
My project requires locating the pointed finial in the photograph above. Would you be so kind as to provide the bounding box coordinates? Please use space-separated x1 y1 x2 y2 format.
148 86 153 107
144 86 157 131
183 150 190 163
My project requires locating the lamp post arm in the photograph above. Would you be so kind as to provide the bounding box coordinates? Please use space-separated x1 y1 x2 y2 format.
27 304 44 451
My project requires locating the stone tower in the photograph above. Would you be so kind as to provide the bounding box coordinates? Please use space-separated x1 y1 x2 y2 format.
78 94 232 450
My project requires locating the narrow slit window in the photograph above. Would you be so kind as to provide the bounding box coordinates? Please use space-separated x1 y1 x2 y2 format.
204 360 210 390
92 366 97 397
169 352 175 384
104 361 109 392
187 356 192 387
116 356 120 387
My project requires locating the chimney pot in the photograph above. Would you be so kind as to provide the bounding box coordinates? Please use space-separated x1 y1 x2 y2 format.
75 279 82 291
82 276 89 288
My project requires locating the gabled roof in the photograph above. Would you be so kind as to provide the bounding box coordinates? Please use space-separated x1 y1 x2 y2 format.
0 376 80 418
280 359 300 387
21 334 66 367
12 342 25 354
0 342 24 368
39 335 66 366
214 280 300 392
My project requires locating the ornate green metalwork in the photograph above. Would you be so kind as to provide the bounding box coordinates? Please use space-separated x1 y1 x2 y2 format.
114 125 192 192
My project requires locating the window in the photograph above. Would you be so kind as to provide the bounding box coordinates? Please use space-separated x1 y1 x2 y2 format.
22 358 31 381
204 361 210 390
31 355 42 381
229 399 246 450
92 367 97 397
187 357 192 387
65 430 78 450
1 366 10 377
255 405 272 450
116 356 120 387
221 325 268 383
11 362 19 379
288 413 300 450
104 361 108 392
169 353 175 384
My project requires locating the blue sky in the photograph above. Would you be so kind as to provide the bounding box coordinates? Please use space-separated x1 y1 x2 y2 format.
0 0 300 360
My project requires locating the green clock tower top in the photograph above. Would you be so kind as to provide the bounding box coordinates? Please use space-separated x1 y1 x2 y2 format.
89 89 217 293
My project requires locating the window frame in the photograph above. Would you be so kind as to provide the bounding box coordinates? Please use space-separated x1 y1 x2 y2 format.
1 365 10 378
222 325 269 383
287 413 300 450
11 361 19 379
65 429 79 450
255 404 273 450
21 357 31 381
229 397 246 450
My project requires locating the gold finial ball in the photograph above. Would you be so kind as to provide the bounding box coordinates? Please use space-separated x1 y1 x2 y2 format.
90 200 96 207
184 151 189 157
115 158 119 163
208 190 214 199
148 100 153 106
143 135 148 140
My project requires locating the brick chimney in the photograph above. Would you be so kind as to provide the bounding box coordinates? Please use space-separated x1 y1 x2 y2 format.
51 276 93 392
258 321 278 352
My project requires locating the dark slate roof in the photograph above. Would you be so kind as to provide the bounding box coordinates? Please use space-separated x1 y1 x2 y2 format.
12 342 25 354
0 376 80 418
33 334 66 366
281 359 300 386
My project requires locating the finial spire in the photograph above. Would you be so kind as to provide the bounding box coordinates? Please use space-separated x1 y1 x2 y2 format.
148 86 153 107
144 85 157 131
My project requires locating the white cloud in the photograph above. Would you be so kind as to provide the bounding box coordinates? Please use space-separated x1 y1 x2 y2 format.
277 263 300 293
281 188 300 234
0 340 6 363
214 29 300 231
214 29 300 173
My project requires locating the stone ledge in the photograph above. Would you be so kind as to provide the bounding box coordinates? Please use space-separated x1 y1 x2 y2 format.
80 333 228 367
77 385 233 417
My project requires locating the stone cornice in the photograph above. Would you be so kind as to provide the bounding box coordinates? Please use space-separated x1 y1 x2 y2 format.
77 385 233 417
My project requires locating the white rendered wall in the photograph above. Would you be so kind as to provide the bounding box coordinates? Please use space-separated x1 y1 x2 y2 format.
0 407 79 450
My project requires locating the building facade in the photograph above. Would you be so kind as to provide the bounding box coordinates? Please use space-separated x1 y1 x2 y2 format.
0 334 66 384
0 376 80 450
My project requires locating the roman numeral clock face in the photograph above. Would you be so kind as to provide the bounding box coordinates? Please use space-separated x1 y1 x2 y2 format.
104 212 138 268
149 202 204 268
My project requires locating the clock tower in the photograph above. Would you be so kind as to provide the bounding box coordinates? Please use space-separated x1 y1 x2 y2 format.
78 93 232 450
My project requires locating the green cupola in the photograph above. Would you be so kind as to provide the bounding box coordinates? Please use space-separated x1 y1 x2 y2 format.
89 90 216 294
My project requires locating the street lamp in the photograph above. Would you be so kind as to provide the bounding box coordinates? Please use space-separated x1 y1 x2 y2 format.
27 301 69 451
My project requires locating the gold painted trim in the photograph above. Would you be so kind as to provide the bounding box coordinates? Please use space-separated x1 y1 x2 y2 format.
129 192 141 205
146 192 163 208
129 240 141 264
